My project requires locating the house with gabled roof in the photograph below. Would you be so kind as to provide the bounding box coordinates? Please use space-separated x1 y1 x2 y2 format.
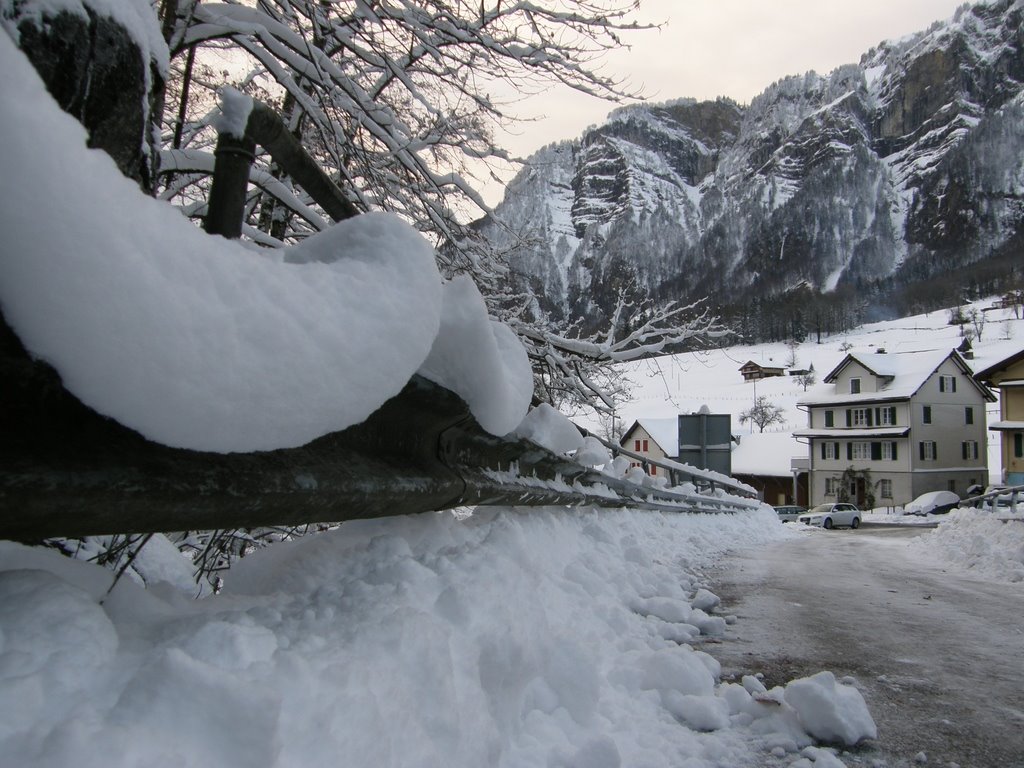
794 349 995 508
620 412 734 478
973 347 1024 486
739 360 785 382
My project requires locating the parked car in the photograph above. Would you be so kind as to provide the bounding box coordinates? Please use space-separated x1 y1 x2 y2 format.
904 490 960 516
773 505 806 523
798 503 861 529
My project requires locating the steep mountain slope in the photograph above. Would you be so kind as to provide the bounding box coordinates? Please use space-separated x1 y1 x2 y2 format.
477 0 1024 338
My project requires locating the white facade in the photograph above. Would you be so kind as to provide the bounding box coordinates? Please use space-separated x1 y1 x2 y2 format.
795 350 994 508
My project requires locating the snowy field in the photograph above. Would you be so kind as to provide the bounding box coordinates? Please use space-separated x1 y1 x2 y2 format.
572 300 1024 488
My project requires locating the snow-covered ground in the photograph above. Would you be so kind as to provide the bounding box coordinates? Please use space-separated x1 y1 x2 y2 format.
3 503 1019 767
1 507 880 768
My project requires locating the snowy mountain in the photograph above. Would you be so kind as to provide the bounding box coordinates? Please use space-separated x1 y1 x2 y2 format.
477 0 1024 338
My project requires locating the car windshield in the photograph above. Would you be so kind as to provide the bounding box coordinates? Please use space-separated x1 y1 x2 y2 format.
808 504 834 515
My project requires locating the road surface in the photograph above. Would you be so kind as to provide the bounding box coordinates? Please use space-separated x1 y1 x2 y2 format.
710 524 1024 768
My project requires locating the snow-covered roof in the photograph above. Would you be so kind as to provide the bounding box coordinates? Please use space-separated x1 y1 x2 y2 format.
730 431 803 477
973 347 1024 382
990 421 1024 431
802 349 993 406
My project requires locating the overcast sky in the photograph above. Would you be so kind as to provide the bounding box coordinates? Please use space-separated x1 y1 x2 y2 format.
479 0 968 205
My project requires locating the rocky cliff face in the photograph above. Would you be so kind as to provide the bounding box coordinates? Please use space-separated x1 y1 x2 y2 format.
477 0 1024 337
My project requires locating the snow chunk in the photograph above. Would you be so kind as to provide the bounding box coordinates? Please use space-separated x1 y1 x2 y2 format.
784 671 877 746
663 693 730 732
574 436 612 468
213 86 253 138
417 275 532 435
514 402 584 454
0 37 444 452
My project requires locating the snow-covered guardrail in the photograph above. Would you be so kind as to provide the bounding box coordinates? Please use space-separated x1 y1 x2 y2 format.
959 484 1024 514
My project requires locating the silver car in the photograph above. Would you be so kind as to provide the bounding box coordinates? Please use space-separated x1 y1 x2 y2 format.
798 502 861 529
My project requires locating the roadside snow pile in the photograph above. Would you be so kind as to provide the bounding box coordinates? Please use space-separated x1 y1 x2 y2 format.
0 506 874 767
907 508 1024 583
0 35 529 451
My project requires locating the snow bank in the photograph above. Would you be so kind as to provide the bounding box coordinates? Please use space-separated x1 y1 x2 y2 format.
907 508 1024 583
0 505 870 768
0 36 530 449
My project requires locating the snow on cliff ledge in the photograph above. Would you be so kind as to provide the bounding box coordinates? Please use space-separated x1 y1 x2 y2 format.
0 35 531 451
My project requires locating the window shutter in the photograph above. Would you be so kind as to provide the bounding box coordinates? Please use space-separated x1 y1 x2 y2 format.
962 442 968 460
847 442 853 460
834 442 840 458
891 442 898 461
951 377 957 393
825 410 834 428
866 409 873 427
965 407 973 425
939 377 945 393
846 409 852 427
933 443 938 460
874 407 880 425
871 442 881 460
919 442 925 460
821 442 826 460
889 406 897 424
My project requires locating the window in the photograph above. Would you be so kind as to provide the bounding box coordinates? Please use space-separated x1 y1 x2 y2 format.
824 478 837 496
850 378 861 394
870 441 894 460
878 406 896 426
879 479 893 499
939 374 957 393
965 406 974 425
922 405 932 424
962 440 979 460
920 441 937 461
1016 433 1023 458
850 441 871 460
642 439 649 452
851 408 871 427
824 410 834 428
948 479 957 493
821 441 838 460
649 465 657 476
634 439 641 451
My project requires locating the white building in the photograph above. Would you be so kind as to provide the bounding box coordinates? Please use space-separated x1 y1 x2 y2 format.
794 349 994 507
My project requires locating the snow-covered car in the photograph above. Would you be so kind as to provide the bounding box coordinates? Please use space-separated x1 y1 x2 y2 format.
798 503 861 529
774 505 806 523
904 490 960 516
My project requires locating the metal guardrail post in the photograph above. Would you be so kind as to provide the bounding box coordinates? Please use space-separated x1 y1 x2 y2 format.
203 100 358 239
204 132 256 238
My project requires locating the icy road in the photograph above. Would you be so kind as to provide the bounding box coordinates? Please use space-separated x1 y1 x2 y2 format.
711 524 1024 768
